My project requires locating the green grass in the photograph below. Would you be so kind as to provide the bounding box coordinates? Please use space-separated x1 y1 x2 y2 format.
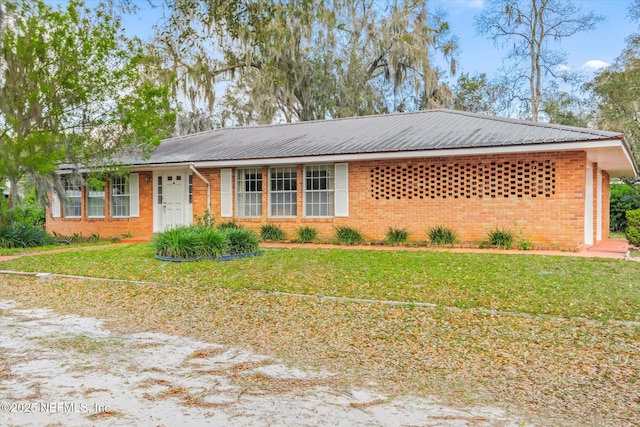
0 241 111 256
2 244 639 322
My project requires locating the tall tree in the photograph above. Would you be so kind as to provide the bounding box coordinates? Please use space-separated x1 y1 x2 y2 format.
475 0 602 121
155 0 458 125
0 0 175 209
451 72 509 115
588 1 640 166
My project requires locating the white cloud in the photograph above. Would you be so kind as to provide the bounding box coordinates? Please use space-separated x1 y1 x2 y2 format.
582 60 610 70
442 0 484 9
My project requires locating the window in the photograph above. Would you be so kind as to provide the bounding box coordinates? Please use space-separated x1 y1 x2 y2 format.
110 175 130 217
157 176 163 204
305 164 334 217
237 168 262 217
86 183 105 218
62 176 82 218
270 166 297 217
188 174 193 204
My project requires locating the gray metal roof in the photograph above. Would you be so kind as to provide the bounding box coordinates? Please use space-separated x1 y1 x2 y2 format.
132 109 625 166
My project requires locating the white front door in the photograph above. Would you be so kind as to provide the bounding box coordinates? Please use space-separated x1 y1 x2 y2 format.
158 172 189 231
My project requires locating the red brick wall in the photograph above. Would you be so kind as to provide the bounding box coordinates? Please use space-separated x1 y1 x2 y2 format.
46 172 154 238
221 151 591 249
47 151 609 249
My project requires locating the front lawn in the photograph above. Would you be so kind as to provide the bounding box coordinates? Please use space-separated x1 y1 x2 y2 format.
1 243 639 322
1 245 639 425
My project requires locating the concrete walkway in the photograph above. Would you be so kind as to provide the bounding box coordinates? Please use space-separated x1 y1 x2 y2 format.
0 238 634 263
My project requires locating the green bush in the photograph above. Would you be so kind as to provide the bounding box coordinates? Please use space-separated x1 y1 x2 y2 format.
1 188 45 227
334 226 364 245
199 227 227 257
260 224 286 241
153 225 258 259
385 227 410 244
487 227 514 249
0 223 56 249
428 225 457 245
152 226 204 259
294 226 318 243
626 208 640 247
217 220 241 230
518 239 533 251
221 227 260 255
610 184 640 232
194 209 216 228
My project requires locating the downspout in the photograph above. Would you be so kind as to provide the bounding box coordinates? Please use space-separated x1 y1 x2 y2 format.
189 164 210 214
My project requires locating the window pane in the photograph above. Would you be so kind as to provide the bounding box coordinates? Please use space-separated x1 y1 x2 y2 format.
236 168 262 218
110 175 130 217
63 176 82 218
269 166 297 217
305 165 334 217
86 184 105 217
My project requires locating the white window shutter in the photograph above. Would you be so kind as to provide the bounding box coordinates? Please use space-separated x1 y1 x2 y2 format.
221 168 233 217
129 173 140 217
51 192 61 218
334 163 349 217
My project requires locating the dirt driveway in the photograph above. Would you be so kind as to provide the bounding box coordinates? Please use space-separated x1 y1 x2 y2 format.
0 299 526 426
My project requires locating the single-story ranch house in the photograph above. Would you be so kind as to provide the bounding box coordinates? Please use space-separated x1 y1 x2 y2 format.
46 109 638 249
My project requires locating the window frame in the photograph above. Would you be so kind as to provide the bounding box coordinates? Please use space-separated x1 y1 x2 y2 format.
268 166 297 218
303 164 335 218
85 182 105 218
110 175 131 218
236 167 263 218
62 175 82 218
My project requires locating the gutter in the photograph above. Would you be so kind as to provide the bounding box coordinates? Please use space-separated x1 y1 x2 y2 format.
189 164 211 214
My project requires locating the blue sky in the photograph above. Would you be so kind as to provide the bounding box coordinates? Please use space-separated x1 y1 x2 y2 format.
430 0 637 83
118 0 638 84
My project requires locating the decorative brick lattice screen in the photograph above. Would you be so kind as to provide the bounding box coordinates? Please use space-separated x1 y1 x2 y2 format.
370 160 556 200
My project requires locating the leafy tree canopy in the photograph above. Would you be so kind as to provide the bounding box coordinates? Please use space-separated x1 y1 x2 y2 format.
0 0 175 210
588 0 640 168
154 0 458 126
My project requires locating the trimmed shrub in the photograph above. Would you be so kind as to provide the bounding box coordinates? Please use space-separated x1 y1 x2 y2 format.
294 226 318 243
217 220 241 230
385 227 410 244
221 227 260 255
260 224 286 241
428 225 457 246
153 225 258 259
518 239 533 251
626 208 640 247
152 226 204 259
0 224 55 248
487 227 514 249
334 226 364 245
199 227 227 257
